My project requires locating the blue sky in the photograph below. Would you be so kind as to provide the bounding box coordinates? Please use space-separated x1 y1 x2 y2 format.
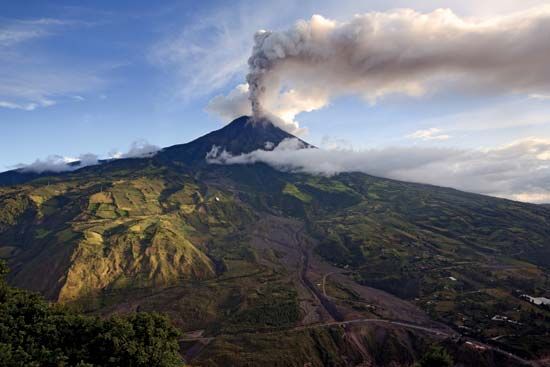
1 0 550 184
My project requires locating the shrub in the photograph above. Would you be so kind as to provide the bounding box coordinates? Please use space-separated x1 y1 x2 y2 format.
0 260 182 367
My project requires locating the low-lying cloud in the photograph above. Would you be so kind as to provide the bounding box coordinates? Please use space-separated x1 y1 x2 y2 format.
18 153 99 174
109 140 160 159
209 6 550 132
14 140 160 174
207 138 550 203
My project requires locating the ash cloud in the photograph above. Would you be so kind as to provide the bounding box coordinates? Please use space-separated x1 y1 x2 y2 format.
210 6 550 131
207 138 550 204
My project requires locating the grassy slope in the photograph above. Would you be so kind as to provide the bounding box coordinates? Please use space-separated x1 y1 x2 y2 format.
0 164 252 302
0 161 549 362
287 173 550 358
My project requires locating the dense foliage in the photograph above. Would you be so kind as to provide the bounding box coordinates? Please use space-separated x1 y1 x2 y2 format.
418 345 454 367
0 261 182 367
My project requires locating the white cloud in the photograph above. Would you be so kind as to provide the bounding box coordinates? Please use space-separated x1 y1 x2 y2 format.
0 99 56 111
0 18 60 47
207 137 550 203
109 140 160 159
121 140 160 158
407 128 450 141
14 140 160 174
17 153 99 173
205 82 317 134
529 94 550 101
206 83 251 121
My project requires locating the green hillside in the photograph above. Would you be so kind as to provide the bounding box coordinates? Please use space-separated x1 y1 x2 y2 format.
0 117 549 366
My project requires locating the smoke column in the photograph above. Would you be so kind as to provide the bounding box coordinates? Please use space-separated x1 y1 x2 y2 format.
240 7 550 123
246 30 272 118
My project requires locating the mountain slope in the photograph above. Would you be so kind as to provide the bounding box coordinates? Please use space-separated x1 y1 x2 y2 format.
0 116 549 365
156 115 312 164
0 116 309 186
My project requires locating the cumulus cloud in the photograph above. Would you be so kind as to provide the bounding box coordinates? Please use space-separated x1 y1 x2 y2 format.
109 140 160 159
210 6 550 131
17 153 99 173
207 137 550 203
206 84 252 121
121 140 160 158
14 140 160 174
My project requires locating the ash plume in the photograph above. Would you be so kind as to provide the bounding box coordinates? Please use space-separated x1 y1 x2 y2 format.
210 6 550 130
246 30 272 118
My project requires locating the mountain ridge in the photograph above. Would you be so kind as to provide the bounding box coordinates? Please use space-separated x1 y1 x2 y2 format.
0 116 309 186
0 116 549 365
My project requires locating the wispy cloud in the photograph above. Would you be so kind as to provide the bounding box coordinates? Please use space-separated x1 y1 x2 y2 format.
15 153 99 173
108 140 160 159
0 99 55 111
207 137 550 203
0 18 79 48
413 98 550 136
148 0 299 100
529 93 550 100
0 17 106 111
407 128 450 141
0 68 105 111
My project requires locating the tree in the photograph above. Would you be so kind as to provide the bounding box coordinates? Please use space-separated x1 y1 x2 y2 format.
418 345 454 367
0 260 183 367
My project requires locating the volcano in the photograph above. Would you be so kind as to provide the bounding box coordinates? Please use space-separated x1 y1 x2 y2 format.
0 116 549 366
156 116 312 164
0 116 310 185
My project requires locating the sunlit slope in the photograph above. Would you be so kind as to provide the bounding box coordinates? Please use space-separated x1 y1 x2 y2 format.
0 117 549 362
0 168 256 302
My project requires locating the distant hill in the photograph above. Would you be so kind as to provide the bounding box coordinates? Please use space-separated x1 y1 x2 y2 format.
0 116 548 366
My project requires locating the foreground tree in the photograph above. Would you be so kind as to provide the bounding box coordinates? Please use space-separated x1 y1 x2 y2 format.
418 345 454 367
0 260 182 367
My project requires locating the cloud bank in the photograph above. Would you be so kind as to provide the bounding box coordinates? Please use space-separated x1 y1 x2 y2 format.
18 154 99 174
15 140 160 174
209 6 550 132
207 138 550 203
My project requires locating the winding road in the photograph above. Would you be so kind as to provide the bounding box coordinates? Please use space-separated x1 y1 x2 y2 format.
182 219 540 366
181 316 537 366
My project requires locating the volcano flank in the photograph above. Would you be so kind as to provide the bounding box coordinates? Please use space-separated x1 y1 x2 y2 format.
0 116 549 366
